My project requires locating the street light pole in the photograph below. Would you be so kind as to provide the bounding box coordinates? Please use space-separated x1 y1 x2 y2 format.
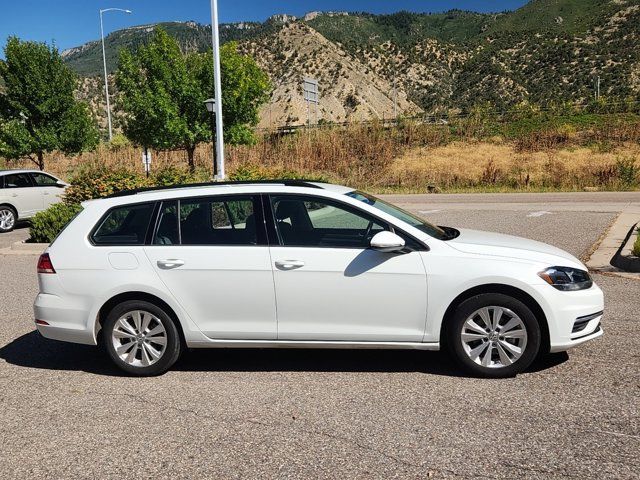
209 0 225 179
100 8 132 141
204 99 218 178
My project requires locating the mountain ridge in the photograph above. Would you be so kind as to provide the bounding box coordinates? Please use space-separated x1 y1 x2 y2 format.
61 1 640 127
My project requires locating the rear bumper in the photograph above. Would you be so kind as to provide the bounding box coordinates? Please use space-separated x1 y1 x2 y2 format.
33 293 95 345
35 322 95 345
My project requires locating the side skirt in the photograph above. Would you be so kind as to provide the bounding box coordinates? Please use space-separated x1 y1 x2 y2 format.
187 339 440 350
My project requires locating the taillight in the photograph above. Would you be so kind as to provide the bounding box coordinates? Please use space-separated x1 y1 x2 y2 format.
37 253 56 274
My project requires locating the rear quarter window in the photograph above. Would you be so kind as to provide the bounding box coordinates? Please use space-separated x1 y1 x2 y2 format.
91 203 155 246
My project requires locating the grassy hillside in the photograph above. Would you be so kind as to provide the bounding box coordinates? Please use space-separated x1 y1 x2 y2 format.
60 0 640 126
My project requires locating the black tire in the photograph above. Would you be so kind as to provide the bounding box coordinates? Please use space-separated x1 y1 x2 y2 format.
446 293 541 378
0 205 17 233
102 300 182 376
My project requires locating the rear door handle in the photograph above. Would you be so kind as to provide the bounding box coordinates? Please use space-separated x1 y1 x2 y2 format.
275 260 305 270
157 259 185 270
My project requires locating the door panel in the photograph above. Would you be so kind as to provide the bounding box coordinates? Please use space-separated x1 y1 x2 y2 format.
270 246 428 341
3 173 41 216
31 172 63 210
144 195 276 339
267 194 428 342
145 246 277 339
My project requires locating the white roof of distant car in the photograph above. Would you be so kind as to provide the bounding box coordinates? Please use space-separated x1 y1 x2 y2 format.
0 169 45 175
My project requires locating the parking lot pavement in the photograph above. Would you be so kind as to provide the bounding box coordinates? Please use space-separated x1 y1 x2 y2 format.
0 201 638 478
0 224 29 249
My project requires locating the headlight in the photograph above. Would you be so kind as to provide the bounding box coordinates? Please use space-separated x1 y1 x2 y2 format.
538 266 593 291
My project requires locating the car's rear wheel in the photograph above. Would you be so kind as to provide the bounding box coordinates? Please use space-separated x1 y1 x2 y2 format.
446 293 541 378
0 206 16 233
102 300 182 376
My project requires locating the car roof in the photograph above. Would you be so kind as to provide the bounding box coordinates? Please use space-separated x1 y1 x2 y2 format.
84 181 355 208
107 180 354 199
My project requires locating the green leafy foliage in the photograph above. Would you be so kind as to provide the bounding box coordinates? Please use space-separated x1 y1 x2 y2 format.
0 37 98 170
29 203 83 243
153 165 210 186
64 168 150 204
64 164 211 204
229 164 329 182
633 229 640 257
115 28 270 170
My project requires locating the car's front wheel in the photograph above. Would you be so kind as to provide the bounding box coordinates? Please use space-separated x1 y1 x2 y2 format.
102 300 182 376
0 206 17 233
446 293 541 378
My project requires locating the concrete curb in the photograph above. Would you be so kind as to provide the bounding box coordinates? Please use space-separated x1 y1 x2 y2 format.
586 209 640 277
611 223 640 273
0 241 48 256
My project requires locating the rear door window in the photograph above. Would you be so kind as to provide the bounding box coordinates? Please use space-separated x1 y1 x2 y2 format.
179 196 259 246
91 203 155 245
3 173 33 188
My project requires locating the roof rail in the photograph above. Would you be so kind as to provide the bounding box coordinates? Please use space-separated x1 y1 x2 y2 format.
106 179 324 198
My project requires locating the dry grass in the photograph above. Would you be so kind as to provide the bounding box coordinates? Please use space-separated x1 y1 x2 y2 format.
2 120 639 193
390 141 640 191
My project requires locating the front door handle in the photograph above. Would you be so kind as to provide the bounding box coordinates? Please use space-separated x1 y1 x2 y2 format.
157 259 185 270
275 260 305 270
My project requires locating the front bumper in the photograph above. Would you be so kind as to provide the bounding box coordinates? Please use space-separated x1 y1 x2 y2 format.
532 282 604 353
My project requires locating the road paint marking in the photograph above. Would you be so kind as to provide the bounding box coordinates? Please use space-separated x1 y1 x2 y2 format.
418 210 441 214
527 211 552 217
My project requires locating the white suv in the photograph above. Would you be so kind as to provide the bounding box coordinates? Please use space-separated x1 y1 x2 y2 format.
0 169 68 232
34 181 604 377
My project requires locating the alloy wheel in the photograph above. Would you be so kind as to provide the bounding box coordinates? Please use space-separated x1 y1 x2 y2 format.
0 208 15 231
111 310 167 367
460 306 528 369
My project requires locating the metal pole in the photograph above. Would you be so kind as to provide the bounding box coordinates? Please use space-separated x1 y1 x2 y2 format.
210 0 225 179
211 111 218 177
100 11 113 141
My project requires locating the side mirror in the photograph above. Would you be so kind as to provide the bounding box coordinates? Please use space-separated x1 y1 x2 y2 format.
370 231 405 253
56 180 68 188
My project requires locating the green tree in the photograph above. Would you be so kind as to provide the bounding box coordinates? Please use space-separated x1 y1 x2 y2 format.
116 28 270 171
0 37 98 170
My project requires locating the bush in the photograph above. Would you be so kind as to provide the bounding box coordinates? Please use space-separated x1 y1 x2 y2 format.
152 166 209 186
29 203 83 243
633 228 640 257
107 133 131 151
229 164 329 182
64 168 150 204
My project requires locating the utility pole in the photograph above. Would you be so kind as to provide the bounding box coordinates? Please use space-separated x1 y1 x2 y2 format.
393 78 398 120
210 0 225 179
99 8 132 141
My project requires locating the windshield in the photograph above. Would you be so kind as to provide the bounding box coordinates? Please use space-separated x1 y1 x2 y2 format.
345 191 448 240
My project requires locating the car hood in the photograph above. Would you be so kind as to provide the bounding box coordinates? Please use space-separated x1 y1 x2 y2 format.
446 228 585 268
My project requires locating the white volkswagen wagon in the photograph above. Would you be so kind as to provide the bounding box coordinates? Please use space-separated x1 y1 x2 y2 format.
34 181 604 377
0 169 68 232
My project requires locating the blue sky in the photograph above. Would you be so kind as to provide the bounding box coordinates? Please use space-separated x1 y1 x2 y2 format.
0 0 528 57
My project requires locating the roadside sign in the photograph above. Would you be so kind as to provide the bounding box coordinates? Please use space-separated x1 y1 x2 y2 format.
142 148 152 176
303 77 319 104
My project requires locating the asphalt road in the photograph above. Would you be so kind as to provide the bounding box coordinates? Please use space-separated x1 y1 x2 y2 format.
0 193 638 478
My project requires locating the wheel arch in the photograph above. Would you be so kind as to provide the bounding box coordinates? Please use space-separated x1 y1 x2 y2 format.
96 291 187 347
0 203 18 216
439 283 550 353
